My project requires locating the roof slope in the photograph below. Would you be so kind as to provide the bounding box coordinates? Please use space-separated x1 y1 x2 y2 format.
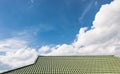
3 56 120 74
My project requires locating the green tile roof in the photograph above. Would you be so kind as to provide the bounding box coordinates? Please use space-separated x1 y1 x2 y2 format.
3 56 120 74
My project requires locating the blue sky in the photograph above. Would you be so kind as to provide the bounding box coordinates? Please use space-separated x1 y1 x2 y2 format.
0 0 112 48
2 0 120 73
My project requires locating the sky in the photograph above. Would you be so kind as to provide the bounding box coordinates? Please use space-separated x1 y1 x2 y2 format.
0 0 120 73
0 0 112 47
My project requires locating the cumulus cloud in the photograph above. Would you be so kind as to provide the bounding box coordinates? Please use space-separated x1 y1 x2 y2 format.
0 0 120 73
39 0 120 56
0 38 37 73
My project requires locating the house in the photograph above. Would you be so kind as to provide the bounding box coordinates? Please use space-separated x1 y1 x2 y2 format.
3 55 120 74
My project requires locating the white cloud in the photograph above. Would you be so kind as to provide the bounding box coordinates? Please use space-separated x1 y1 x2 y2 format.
0 38 27 52
0 38 37 73
0 0 120 73
95 1 98 6
79 0 94 21
39 0 120 56
30 0 34 4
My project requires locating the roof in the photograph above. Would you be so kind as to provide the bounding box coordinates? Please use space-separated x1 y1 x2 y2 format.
3 56 120 74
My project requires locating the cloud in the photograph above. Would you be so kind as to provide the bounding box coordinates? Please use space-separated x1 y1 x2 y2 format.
79 0 94 21
30 0 34 4
0 0 120 73
0 62 11 73
0 38 37 73
95 1 98 6
39 0 120 56
0 38 27 52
